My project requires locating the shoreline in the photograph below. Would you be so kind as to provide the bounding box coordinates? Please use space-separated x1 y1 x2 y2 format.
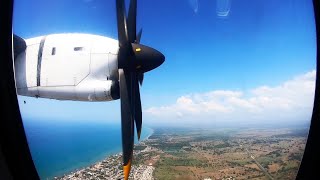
53 127 154 180
145 127 154 140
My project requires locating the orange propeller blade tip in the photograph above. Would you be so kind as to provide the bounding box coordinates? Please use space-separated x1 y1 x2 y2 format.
123 159 132 180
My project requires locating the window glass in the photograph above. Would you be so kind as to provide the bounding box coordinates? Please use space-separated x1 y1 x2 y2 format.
13 0 316 179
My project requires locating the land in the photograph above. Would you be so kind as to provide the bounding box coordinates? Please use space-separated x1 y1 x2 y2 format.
148 127 308 180
56 126 308 180
55 143 158 180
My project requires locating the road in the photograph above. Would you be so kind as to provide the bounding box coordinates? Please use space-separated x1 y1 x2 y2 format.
241 145 274 180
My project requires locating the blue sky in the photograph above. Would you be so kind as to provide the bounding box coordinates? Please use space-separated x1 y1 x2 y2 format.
14 0 316 126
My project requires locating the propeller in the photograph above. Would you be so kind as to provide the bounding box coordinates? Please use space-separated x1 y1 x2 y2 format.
115 0 165 179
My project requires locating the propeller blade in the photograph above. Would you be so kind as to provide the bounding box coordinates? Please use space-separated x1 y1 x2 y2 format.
119 69 134 180
127 0 137 43
134 78 142 140
115 0 165 179
130 71 136 119
136 29 143 43
116 0 129 47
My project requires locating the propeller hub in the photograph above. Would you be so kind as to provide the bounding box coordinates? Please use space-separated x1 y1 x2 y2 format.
132 43 165 73
118 43 165 73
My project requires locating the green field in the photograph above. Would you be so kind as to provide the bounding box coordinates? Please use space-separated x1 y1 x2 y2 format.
143 127 308 180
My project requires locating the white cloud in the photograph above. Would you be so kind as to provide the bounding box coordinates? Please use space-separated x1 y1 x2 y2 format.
145 70 316 127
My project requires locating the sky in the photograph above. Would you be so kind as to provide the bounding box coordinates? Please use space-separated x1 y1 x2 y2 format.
14 0 316 127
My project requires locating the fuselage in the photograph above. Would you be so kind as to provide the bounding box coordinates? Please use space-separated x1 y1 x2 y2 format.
14 33 120 101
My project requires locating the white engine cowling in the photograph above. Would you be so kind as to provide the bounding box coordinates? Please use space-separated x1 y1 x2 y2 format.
14 33 120 101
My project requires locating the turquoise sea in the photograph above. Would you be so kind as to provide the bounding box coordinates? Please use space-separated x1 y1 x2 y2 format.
22 118 153 180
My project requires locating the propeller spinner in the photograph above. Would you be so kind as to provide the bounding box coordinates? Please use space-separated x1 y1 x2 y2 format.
115 0 165 179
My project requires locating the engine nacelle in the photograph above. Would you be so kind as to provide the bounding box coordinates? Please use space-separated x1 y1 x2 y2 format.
110 81 120 100
14 33 120 102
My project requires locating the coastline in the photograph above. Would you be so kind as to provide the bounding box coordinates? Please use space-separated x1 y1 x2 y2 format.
53 127 154 180
145 127 154 140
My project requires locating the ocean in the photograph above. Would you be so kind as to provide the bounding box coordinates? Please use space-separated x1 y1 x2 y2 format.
22 118 153 180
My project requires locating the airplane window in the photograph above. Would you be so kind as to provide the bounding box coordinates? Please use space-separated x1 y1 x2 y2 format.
12 0 316 180
51 47 56 55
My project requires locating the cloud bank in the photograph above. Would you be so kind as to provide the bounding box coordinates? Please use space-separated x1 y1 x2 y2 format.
145 70 316 127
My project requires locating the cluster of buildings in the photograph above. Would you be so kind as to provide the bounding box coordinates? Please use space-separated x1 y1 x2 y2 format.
56 146 155 180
